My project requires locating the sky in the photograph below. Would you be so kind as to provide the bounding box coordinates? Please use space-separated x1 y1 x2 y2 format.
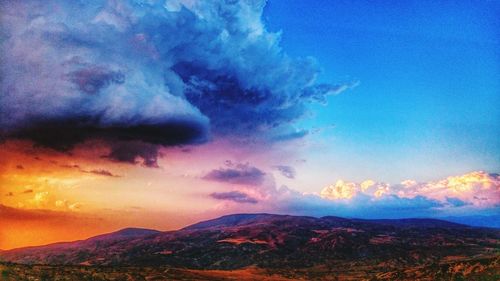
0 0 499 250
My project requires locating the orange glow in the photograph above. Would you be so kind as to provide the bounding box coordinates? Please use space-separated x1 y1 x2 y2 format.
1 213 112 250
2 140 498 250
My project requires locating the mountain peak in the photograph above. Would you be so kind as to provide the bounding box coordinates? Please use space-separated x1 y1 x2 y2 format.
82 227 161 243
183 213 283 230
113 228 161 237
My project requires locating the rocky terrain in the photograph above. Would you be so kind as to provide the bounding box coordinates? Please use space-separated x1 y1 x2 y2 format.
1 213 499 280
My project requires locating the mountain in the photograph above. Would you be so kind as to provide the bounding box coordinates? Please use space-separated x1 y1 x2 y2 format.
182 213 281 230
1 214 499 279
90 228 161 239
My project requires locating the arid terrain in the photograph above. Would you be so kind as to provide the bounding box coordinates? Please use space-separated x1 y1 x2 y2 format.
1 256 500 281
1 214 499 280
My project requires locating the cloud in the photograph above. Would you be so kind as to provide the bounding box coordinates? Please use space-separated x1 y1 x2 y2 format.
55 200 83 211
273 165 296 179
86 169 121 177
270 189 447 219
68 66 125 95
210 191 258 204
299 81 359 104
0 204 74 221
270 130 309 142
54 200 66 208
203 162 266 186
103 141 161 168
0 0 352 166
289 171 499 218
60 164 82 169
395 171 500 208
320 180 358 200
211 169 499 219
60 162 121 176
31 191 50 207
317 171 500 208
445 197 469 207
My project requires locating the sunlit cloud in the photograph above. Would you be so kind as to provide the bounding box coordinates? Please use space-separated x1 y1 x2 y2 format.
396 171 499 207
31 191 50 207
55 200 83 211
318 171 499 208
320 180 357 200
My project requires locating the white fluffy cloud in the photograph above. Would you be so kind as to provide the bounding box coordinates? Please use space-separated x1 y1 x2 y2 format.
396 171 500 207
319 171 499 208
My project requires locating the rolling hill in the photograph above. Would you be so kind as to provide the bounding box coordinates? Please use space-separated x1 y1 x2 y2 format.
1 213 499 280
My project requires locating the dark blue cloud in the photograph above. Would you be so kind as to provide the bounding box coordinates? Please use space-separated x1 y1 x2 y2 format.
203 162 265 186
0 0 352 165
210 191 258 204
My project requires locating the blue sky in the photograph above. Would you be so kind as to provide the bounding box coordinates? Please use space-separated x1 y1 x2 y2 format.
264 0 500 182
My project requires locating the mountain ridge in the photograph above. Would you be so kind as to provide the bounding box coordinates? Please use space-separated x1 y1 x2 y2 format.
0 213 491 253
1 213 498 270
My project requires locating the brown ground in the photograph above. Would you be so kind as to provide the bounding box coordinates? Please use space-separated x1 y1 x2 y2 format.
1 255 499 281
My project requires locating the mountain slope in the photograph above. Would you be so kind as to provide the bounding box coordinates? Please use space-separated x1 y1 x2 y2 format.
1 214 498 271
0 228 161 265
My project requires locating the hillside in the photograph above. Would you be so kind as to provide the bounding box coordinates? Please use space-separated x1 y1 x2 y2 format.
1 214 498 273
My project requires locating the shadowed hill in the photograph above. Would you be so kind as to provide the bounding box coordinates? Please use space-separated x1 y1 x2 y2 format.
1 213 498 271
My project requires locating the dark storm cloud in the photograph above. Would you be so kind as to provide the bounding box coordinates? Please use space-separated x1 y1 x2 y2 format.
104 142 161 168
11 117 208 152
0 0 353 166
203 163 265 186
210 191 258 204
